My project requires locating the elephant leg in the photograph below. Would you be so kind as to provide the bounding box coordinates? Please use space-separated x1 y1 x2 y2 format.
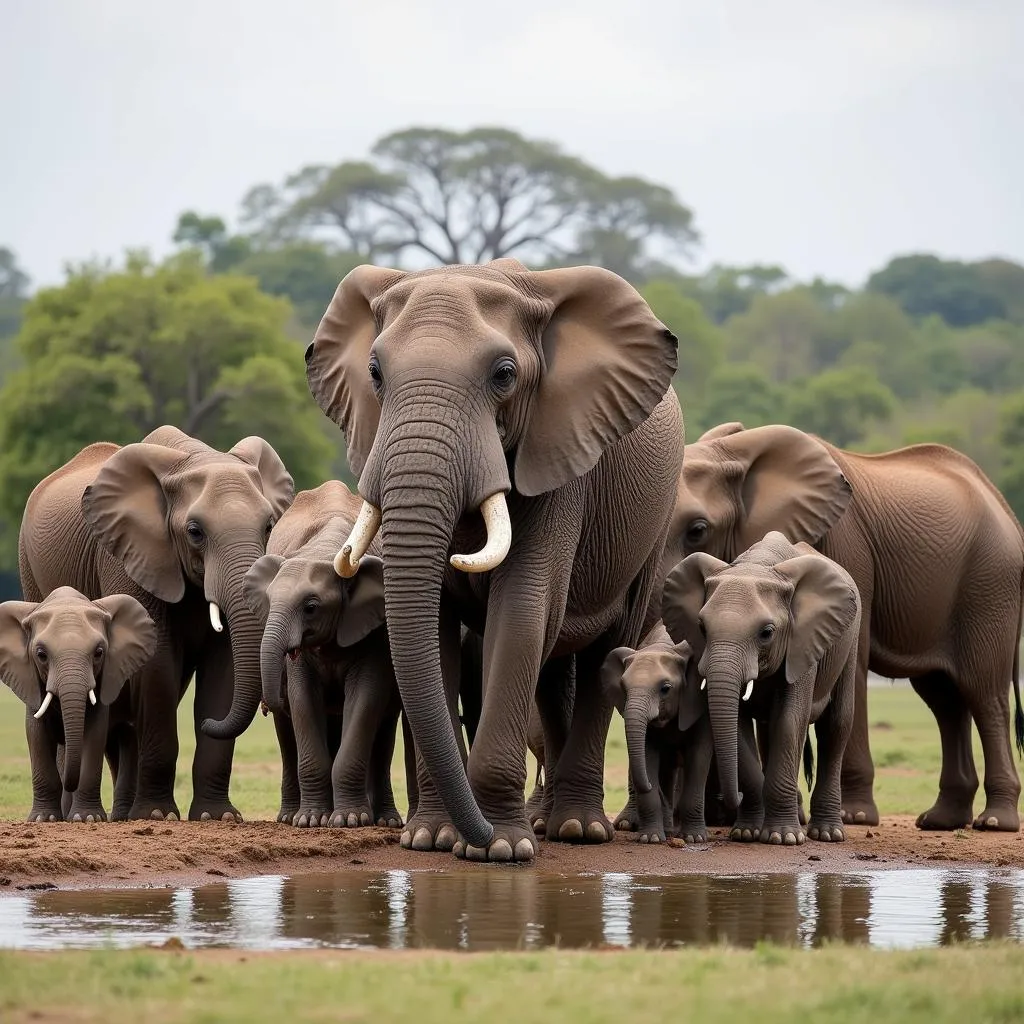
272 710 301 824
635 740 665 843
57 746 72 820
703 753 734 827
963 664 1021 832
130 659 182 822
67 709 110 822
840 609 879 826
27 720 63 822
912 672 977 830
658 748 676 837
459 630 483 748
524 701 547 832
532 654 574 836
808 663 854 842
401 712 419 821
109 725 138 821
730 717 765 841
546 644 615 845
760 688 810 846
285 662 332 828
613 774 639 833
678 720 713 843
401 603 465 852
330 669 389 828
755 718 803 825
367 702 403 828
190 636 242 823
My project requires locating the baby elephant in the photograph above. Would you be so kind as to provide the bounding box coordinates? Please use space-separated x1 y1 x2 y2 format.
0 587 156 822
664 531 860 846
602 623 764 844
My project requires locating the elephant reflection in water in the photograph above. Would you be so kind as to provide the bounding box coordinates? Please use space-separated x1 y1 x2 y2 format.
811 874 871 946
937 875 1019 943
32 887 181 941
277 873 396 948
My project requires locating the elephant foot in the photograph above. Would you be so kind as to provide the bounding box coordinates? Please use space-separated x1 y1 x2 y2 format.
68 802 107 824
613 800 639 833
189 800 242 823
637 827 666 844
372 805 404 829
294 807 331 828
807 820 846 842
546 804 614 844
400 811 458 852
277 804 300 824
327 805 372 828
972 803 1020 832
453 820 537 863
110 803 132 822
729 824 761 843
840 794 880 827
129 799 180 822
26 805 62 823
525 785 549 836
760 820 805 846
680 826 709 844
915 796 973 831
797 791 807 827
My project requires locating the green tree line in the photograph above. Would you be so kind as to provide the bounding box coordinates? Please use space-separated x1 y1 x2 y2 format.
1 124 1022 577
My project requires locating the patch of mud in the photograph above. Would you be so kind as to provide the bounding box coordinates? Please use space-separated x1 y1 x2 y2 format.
0 815 1022 890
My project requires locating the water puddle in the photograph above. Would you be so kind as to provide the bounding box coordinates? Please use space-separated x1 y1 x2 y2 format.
1 869 1022 951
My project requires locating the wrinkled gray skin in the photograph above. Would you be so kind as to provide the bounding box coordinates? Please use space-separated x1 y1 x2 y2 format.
244 481 410 829
0 587 156 822
602 622 764 843
19 426 293 821
665 531 860 845
306 259 683 862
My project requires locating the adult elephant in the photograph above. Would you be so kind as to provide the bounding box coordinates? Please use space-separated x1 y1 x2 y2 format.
671 421 1024 831
305 258 683 862
20 426 293 821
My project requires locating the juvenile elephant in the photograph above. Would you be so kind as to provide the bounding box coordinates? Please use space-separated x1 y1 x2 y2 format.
672 421 1024 832
20 426 293 821
243 480 410 829
0 587 156 822
665 531 860 845
306 259 683 861
601 622 764 844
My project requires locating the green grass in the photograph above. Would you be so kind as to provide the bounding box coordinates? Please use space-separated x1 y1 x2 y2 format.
0 682 991 822
1 945 1024 1023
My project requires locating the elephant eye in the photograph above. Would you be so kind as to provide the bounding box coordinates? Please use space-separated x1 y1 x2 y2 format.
368 356 384 393
697 619 707 638
186 521 205 544
758 623 775 643
490 357 517 397
686 519 709 544
35 647 47 663
93 645 105 660
265 519 275 538
302 598 319 615
659 681 672 696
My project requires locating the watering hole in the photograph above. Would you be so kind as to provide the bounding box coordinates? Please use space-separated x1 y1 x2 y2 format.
1 868 1022 952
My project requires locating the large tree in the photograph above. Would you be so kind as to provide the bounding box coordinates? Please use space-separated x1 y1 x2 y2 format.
0 246 30 345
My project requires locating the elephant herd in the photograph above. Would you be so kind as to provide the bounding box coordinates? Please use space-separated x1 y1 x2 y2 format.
2 258 1023 866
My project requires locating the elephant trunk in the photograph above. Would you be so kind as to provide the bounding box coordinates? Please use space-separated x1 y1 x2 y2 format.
624 692 654 794
260 609 301 713
54 664 87 793
201 554 270 740
703 646 745 811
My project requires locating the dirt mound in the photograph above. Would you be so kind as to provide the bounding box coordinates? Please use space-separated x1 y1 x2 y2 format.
1 815 1022 890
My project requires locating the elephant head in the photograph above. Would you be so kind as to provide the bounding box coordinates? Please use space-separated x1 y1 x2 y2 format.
305 260 677 847
243 524 386 713
81 427 294 739
667 422 853 569
0 587 156 791
601 631 696 795
663 532 859 811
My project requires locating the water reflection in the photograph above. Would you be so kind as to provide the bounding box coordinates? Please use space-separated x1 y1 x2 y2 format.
0 868 1021 952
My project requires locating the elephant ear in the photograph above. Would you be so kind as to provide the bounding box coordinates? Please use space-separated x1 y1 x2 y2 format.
82 443 188 603
600 646 635 713
0 601 41 709
243 554 285 621
774 554 860 685
513 266 678 496
230 437 295 518
305 265 407 478
676 645 704 733
337 554 386 648
663 552 730 650
93 595 158 704
697 422 746 442
715 424 852 553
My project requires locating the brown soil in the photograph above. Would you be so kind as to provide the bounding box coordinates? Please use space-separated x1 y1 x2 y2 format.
1 815 1023 891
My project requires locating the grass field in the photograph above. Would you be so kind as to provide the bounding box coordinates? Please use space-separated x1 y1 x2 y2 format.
1 944 1023 1023
0 681 988 823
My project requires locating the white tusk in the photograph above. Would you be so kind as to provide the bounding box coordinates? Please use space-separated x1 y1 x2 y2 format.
700 678 707 691
334 501 382 578
742 679 754 702
450 493 512 573
209 602 224 633
88 689 97 706
34 692 54 720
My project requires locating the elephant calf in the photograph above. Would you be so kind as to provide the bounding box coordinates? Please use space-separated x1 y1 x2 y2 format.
601 623 763 844
244 481 411 829
665 531 861 846
0 587 156 822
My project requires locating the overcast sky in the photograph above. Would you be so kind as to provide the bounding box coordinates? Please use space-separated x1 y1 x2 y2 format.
2 0 1021 290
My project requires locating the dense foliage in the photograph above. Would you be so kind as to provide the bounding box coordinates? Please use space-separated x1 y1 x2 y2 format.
2 124 1022 574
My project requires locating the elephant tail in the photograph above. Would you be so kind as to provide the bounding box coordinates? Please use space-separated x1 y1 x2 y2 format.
802 730 815 792
1014 567 1024 759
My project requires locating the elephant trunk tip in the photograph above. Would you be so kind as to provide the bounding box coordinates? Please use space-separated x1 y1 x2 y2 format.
720 789 743 811
200 712 253 740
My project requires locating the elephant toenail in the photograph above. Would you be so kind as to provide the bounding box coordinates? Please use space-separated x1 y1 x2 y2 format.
360 812 371 826
347 814 358 827
585 821 608 843
453 841 466 858
783 833 796 845
533 818 546 835
400 829 413 848
435 825 458 850
466 843 488 862
489 839 514 861
558 819 585 841
167 813 179 822
411 827 434 851
150 810 164 820
987 816 999 827
201 812 211 821
854 811 866 823
514 838 536 861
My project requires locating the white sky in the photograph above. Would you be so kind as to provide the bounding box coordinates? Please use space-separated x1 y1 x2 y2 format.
2 0 1021 289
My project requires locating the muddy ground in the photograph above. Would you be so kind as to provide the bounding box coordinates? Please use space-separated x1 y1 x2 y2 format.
0 815 1022 890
